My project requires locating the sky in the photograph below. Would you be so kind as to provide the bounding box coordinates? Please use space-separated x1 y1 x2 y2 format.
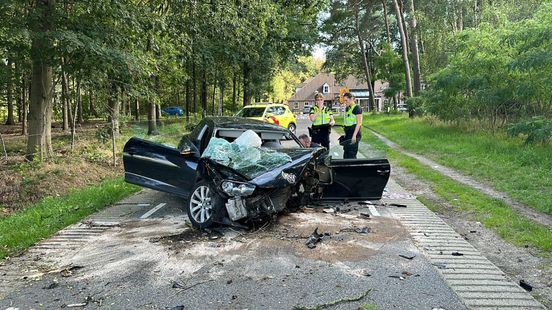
311 44 327 60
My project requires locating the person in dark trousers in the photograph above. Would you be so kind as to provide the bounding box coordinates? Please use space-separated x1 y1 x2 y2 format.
342 92 362 159
309 93 335 149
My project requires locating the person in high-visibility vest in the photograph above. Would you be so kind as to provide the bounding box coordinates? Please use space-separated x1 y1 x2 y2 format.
309 93 335 148
342 92 362 159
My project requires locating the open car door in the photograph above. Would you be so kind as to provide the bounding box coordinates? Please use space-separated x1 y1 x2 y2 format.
123 137 198 197
321 157 390 201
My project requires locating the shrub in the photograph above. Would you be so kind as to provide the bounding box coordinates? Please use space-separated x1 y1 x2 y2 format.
507 117 552 144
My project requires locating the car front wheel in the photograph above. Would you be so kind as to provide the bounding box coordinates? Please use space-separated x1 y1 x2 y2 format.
288 123 296 133
186 181 224 229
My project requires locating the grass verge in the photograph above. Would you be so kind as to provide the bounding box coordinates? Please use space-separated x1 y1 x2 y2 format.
0 177 139 260
359 126 552 254
364 114 552 216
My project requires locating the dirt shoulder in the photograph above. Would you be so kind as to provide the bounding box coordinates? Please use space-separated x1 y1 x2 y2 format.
390 163 552 308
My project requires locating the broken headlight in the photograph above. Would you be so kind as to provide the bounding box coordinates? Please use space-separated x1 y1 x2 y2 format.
221 181 256 197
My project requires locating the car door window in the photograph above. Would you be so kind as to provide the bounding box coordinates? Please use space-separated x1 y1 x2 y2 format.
265 107 275 115
196 125 213 153
274 107 285 115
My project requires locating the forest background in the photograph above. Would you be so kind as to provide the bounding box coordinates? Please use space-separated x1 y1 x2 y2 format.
0 0 551 209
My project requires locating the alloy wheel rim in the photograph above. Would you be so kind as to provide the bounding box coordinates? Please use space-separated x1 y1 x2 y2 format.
189 185 213 223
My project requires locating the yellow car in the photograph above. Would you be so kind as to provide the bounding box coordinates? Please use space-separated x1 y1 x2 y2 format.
235 103 297 132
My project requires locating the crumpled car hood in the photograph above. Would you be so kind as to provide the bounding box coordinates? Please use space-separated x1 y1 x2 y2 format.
200 147 325 188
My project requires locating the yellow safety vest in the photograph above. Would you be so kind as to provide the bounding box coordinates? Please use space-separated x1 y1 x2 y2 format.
344 104 358 126
311 105 332 126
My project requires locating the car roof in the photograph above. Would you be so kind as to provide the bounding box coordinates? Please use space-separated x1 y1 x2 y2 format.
204 116 289 133
242 103 287 108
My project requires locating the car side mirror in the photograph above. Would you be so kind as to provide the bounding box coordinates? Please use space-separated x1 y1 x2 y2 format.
180 147 196 157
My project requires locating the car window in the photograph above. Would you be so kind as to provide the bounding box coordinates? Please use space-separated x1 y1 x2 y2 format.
265 106 276 114
237 107 265 117
274 106 285 115
196 125 213 153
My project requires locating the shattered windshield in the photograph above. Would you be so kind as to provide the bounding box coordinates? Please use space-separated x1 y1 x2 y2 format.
201 137 293 179
236 107 265 117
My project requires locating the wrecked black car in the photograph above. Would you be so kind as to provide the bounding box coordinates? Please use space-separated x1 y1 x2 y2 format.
123 117 390 228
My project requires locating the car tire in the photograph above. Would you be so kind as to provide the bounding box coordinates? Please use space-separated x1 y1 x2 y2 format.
186 180 225 229
288 123 296 133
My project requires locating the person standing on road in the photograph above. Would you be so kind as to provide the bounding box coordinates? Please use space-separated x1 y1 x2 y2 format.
309 93 335 149
342 92 362 159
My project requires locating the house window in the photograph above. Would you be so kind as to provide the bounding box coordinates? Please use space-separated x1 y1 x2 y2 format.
323 84 330 94
294 102 299 109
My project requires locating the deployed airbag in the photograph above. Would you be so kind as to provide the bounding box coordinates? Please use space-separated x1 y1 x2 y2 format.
201 134 292 179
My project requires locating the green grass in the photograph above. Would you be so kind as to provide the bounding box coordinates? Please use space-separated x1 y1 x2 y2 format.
364 114 552 215
359 125 552 253
0 178 139 260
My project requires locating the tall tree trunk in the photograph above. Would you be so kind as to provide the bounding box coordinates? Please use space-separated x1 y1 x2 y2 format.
354 11 376 111
147 101 158 135
134 98 139 121
70 86 78 151
76 79 83 123
185 77 191 122
26 0 55 161
5 58 15 125
0 132 7 161
232 70 237 113
192 62 197 114
156 104 161 126
382 0 391 44
21 76 29 135
219 77 224 116
61 61 70 131
243 62 252 107
212 77 216 116
398 0 409 48
154 75 161 126
392 0 413 97
108 81 120 139
120 89 126 117
237 72 241 109
88 90 99 118
201 69 207 118
407 0 422 96
16 62 22 123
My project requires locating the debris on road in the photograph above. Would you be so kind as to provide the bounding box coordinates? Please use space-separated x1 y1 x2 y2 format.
43 282 58 290
293 288 372 310
354 226 371 234
359 212 371 218
388 203 407 208
66 296 92 308
519 279 533 292
305 227 323 249
399 253 416 260
171 279 214 292
172 281 185 289
45 264 83 277
451 251 463 256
